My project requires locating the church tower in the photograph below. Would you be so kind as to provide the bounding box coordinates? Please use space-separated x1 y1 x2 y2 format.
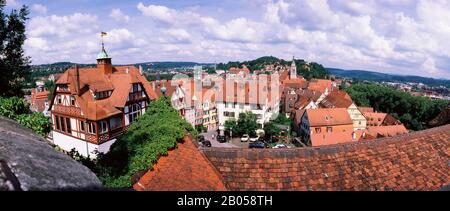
290 56 297 79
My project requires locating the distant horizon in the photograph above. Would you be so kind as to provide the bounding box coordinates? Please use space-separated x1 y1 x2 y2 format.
9 0 450 79
30 59 450 81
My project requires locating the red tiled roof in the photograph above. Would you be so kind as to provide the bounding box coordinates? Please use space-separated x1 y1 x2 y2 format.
366 125 408 138
310 130 366 147
305 108 353 127
203 124 450 191
134 124 449 191
282 77 308 90
308 79 333 94
319 90 353 108
358 107 374 113
134 135 227 191
228 65 250 76
31 88 49 112
53 65 156 120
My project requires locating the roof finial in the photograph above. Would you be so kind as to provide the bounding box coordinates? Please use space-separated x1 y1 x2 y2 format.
97 32 110 60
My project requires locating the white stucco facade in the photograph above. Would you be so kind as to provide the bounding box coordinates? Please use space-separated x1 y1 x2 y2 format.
53 131 116 158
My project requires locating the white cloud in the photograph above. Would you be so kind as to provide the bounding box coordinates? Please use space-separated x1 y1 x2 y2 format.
110 8 129 23
28 13 99 37
25 37 50 51
6 0 20 8
31 4 47 14
22 0 450 79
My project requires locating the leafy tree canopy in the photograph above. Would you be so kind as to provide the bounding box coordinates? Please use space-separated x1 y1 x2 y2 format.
0 96 50 136
0 3 30 97
345 83 448 131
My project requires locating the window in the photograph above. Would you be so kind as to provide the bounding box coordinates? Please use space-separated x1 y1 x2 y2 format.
133 83 139 92
224 112 235 117
326 127 332 133
55 116 60 130
70 96 75 106
66 118 71 133
315 127 321 133
128 103 142 123
109 116 122 129
60 116 65 132
99 121 108 134
79 121 85 132
57 96 62 104
88 122 96 134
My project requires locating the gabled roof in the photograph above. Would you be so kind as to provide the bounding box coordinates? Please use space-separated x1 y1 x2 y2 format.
308 79 333 94
310 130 366 147
53 65 156 120
282 77 308 89
305 108 353 127
319 90 353 108
134 124 450 191
134 135 227 191
203 124 449 191
366 125 408 137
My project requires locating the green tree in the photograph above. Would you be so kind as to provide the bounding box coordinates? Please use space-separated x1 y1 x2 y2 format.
16 112 51 136
0 3 30 97
224 118 238 137
236 112 258 136
263 122 281 141
44 80 55 100
0 96 51 136
345 82 448 131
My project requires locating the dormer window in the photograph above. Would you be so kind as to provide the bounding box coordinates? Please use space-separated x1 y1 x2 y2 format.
95 91 111 100
70 96 75 106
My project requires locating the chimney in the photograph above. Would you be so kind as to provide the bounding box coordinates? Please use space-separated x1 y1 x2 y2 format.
75 64 80 95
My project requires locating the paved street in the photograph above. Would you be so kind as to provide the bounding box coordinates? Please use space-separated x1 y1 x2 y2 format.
200 131 239 148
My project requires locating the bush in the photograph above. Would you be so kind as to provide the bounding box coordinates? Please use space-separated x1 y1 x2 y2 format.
0 97 51 137
95 97 197 188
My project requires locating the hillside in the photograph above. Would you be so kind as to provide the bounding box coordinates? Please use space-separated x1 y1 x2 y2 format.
328 68 450 88
216 56 329 80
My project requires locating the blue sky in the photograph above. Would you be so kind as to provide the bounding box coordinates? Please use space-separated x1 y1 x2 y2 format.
6 0 450 79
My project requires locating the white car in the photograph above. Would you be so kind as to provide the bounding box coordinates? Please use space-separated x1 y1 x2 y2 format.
241 134 249 142
273 144 288 149
249 137 259 142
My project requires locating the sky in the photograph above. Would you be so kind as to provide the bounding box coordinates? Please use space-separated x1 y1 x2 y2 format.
5 0 450 79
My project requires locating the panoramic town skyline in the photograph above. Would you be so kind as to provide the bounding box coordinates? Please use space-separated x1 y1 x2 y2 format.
6 0 450 79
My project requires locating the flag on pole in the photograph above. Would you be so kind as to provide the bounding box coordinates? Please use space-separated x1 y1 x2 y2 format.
101 32 107 37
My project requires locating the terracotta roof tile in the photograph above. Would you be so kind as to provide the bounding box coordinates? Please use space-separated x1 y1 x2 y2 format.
306 108 353 127
204 124 450 191
319 90 353 108
53 65 156 121
134 136 227 191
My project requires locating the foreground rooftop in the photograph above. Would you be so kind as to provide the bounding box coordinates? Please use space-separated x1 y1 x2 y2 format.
135 124 450 191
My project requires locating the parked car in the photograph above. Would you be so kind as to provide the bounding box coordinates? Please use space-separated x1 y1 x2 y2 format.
249 137 259 142
241 134 249 142
249 141 267 149
201 140 212 147
217 135 227 143
198 135 205 142
272 144 288 149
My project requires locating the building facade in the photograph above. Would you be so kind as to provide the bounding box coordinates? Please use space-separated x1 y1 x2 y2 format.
50 45 156 158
